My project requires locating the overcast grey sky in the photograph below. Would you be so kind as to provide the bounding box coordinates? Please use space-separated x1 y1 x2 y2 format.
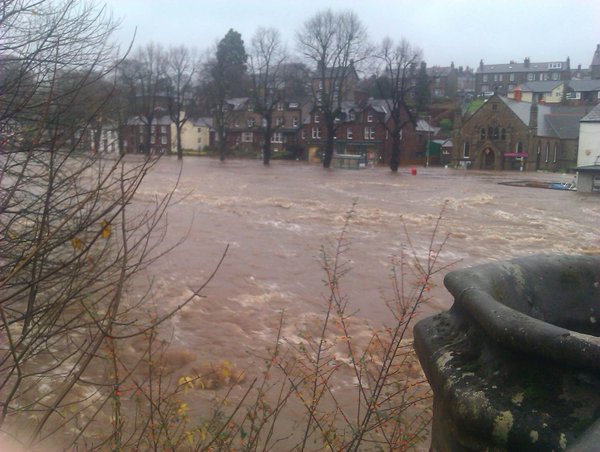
103 0 600 71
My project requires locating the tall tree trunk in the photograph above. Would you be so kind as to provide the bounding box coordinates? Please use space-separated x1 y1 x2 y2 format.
263 121 272 165
322 121 335 169
390 129 401 172
218 131 226 162
176 125 183 160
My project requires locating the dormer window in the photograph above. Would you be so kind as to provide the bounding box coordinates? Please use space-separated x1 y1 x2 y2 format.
314 113 320 123
367 114 373 123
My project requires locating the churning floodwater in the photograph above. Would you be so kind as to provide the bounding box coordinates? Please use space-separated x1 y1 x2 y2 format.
129 156 600 375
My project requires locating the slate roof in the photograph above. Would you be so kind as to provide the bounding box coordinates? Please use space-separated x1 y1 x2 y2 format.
127 115 172 126
544 114 583 139
496 96 590 138
227 97 249 111
516 81 563 92
191 117 213 128
477 61 567 74
581 104 600 122
568 79 600 92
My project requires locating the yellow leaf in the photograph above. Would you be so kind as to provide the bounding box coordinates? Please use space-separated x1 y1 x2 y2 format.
71 236 83 251
177 402 188 416
100 220 111 238
178 375 195 392
186 430 194 445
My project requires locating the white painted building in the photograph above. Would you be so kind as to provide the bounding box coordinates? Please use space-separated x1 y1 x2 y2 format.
575 104 600 192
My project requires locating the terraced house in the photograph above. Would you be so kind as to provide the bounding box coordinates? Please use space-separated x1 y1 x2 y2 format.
476 58 571 97
298 95 420 167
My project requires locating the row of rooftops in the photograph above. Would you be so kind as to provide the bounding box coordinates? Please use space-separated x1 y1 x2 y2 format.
427 45 600 77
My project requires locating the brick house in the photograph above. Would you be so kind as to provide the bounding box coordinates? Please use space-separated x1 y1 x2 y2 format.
224 97 303 156
121 114 171 154
298 97 420 166
476 58 571 97
452 94 592 171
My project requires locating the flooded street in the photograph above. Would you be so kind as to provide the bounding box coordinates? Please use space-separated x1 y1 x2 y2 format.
131 156 600 369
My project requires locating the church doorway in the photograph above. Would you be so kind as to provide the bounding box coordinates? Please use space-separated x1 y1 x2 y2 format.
481 148 495 169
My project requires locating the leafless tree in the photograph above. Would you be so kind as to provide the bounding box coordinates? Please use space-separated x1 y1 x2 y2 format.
120 42 166 155
375 37 422 172
0 1 221 449
248 27 287 165
296 9 370 168
165 45 199 160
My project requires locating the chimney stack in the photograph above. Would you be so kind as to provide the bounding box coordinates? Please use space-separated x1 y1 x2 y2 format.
524 57 530 68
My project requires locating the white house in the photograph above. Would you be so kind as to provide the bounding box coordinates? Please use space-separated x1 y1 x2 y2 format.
170 116 212 152
575 104 600 192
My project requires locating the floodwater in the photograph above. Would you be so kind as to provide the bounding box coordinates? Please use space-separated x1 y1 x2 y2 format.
129 156 599 441
132 157 600 361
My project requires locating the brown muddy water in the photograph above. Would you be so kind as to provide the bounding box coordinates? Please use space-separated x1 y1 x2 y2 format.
129 156 599 442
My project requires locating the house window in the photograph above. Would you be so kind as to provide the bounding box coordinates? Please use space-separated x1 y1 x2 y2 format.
347 128 353 140
292 117 299 127
197 127 202 132
553 143 558 163
548 62 562 69
276 117 284 126
198 137 202 144
527 73 535 81
289 102 299 109
349 111 355 121
540 73 548 81
494 74 500 82
488 126 494 138
271 132 283 143
493 127 499 139
314 113 320 123
247 105 253 112
483 75 488 82
501 128 506 140
367 114 373 123
552 72 560 81
481 85 489 93
161 126 167 133
247 118 255 127
318 80 323 90
480 128 486 140
301 129 306 140
242 132 253 142
463 142 470 158
509 73 515 82
151 136 156 144
545 143 550 162
161 136 167 145
364 126 375 140
277 103 284 111
312 127 321 139
234 120 240 128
